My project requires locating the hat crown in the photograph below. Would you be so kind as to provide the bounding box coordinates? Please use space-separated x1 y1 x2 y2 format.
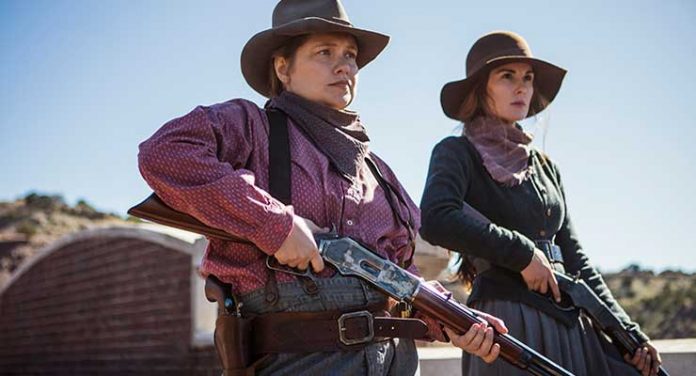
272 0 352 27
466 31 533 76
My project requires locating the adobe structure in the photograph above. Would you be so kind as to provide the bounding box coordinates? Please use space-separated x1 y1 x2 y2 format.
0 225 221 375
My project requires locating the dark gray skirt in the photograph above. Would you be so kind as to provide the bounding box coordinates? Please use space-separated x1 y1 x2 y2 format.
461 300 640 376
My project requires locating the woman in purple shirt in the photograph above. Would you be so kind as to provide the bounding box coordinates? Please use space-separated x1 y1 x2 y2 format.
138 1 505 375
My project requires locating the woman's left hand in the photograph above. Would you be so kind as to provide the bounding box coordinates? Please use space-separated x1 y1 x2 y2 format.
624 342 662 376
416 281 507 364
445 309 507 364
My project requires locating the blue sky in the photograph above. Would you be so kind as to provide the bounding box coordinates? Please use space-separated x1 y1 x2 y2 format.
2 0 695 272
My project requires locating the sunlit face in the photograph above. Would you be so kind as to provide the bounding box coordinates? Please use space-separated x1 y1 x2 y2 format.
274 32 359 110
486 62 534 124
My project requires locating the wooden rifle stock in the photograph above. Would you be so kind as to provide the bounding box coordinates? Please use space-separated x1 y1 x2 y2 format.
128 193 248 243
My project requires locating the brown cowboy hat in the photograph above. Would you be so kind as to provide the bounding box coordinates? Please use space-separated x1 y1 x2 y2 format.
241 0 390 98
440 31 567 120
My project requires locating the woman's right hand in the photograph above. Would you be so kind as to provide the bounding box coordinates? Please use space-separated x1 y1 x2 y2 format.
520 248 561 302
624 342 662 376
273 215 326 272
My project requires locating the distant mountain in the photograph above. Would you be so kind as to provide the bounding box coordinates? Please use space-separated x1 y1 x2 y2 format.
0 193 129 287
604 265 696 340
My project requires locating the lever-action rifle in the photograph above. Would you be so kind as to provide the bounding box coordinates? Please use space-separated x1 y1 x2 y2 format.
128 194 574 376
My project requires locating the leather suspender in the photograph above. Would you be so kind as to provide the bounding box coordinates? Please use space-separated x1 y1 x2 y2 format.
265 109 320 299
267 109 291 205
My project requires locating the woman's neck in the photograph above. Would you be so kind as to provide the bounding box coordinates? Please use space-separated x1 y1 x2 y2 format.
282 89 349 111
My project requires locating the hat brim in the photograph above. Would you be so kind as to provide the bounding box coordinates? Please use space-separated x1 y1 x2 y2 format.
241 17 389 98
441 56 567 120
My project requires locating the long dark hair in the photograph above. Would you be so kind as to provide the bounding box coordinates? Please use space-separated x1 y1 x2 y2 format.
456 75 490 123
455 254 477 291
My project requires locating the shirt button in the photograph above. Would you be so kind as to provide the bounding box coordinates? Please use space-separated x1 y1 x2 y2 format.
546 209 552 216
539 230 546 237
346 219 354 226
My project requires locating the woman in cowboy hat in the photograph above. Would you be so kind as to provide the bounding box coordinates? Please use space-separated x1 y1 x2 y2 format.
138 1 505 374
420 30 662 376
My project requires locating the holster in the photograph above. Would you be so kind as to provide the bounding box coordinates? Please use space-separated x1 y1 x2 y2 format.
213 314 255 376
207 274 427 376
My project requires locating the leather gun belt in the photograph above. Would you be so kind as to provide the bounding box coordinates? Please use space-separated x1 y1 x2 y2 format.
251 305 428 354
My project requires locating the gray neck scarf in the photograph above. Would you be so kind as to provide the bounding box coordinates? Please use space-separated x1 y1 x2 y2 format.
268 91 370 178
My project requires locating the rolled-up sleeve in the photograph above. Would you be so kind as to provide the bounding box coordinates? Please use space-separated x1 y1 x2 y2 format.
137 100 293 254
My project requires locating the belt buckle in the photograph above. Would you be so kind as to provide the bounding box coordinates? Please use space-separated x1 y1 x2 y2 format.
338 310 374 346
549 244 563 263
535 240 563 263
396 301 412 318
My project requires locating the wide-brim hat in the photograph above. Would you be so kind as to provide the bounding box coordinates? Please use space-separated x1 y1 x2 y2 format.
441 31 567 120
241 0 390 98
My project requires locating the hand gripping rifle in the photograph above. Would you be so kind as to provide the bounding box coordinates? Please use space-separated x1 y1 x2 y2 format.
553 273 669 376
453 201 669 376
128 194 573 376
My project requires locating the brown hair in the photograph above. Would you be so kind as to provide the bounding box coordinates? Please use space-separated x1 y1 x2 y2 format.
455 255 477 291
528 86 550 118
456 74 491 123
268 35 311 97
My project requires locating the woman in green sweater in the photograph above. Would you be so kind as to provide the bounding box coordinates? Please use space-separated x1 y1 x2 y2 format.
420 31 661 376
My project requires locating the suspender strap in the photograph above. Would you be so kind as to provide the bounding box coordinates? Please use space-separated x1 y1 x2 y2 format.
267 109 291 205
264 110 291 305
265 109 320 298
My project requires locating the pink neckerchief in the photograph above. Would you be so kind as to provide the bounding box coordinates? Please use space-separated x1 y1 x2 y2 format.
465 116 533 187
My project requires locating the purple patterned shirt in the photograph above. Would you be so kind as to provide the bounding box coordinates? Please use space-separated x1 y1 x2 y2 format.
138 99 421 295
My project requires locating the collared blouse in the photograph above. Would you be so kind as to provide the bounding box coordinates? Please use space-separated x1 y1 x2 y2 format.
138 99 420 295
